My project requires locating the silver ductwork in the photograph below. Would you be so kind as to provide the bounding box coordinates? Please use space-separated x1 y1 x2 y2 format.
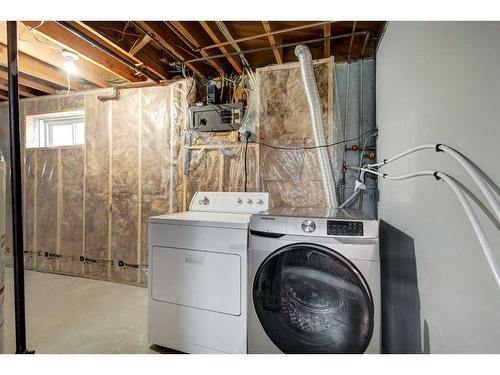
295 44 338 207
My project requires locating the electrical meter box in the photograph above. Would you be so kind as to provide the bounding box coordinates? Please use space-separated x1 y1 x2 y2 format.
188 102 244 132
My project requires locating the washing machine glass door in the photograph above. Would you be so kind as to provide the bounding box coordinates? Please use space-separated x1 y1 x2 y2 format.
253 243 374 353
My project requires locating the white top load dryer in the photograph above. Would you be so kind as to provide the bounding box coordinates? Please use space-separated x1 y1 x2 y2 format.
148 191 269 354
248 207 381 354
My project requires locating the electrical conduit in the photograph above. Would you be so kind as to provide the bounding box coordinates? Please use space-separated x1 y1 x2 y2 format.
295 44 338 207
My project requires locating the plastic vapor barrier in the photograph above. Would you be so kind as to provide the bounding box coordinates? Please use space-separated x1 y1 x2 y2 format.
0 58 376 287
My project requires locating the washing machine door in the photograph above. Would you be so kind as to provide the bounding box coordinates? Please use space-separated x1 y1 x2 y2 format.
252 243 374 354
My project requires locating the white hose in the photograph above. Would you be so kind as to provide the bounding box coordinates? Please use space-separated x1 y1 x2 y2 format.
437 172 500 290
369 144 435 168
295 44 338 207
369 144 500 220
351 166 500 290
439 145 500 220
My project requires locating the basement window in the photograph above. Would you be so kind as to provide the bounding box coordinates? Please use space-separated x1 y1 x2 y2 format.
26 111 85 148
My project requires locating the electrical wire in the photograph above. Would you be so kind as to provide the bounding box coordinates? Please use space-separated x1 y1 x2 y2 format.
244 136 249 192
66 72 71 94
252 128 378 151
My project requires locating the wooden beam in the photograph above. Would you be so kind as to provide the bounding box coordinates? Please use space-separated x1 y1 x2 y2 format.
73 21 167 80
199 21 243 75
0 68 57 94
0 21 113 88
0 79 37 97
262 21 283 65
324 23 331 58
22 21 145 82
170 21 226 76
134 21 208 78
0 43 88 91
0 89 8 100
129 34 151 55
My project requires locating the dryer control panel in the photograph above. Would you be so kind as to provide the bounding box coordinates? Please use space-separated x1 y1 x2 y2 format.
190 191 270 214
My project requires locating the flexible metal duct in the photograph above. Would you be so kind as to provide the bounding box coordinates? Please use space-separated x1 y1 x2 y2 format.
295 45 338 207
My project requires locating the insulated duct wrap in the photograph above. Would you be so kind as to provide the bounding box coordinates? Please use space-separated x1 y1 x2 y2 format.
294 45 338 207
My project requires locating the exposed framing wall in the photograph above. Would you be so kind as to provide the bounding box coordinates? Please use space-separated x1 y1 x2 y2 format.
0 82 191 286
0 57 376 287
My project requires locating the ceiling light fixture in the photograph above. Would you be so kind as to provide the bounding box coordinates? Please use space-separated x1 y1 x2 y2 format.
62 49 79 75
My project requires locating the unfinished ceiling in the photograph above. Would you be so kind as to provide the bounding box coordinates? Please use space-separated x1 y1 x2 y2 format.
0 21 386 100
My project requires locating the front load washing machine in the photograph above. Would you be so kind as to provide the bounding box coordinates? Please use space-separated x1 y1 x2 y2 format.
248 207 380 354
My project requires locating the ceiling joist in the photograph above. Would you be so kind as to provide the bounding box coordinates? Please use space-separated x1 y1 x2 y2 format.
262 21 283 65
22 21 145 83
0 21 113 88
134 21 209 78
0 68 57 94
0 43 88 91
170 21 226 76
199 21 243 75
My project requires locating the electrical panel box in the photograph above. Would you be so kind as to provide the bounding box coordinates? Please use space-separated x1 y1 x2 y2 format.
188 102 244 132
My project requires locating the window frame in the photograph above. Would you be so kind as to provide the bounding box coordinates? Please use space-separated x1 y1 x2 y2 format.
26 110 85 149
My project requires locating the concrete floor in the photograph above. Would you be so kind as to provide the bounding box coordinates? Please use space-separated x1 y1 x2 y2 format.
3 268 178 354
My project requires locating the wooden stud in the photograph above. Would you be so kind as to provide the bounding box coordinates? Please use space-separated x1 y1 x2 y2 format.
137 89 142 284
82 97 87 275
324 23 331 58
199 21 244 75
33 149 38 268
107 101 112 279
262 21 283 65
56 148 62 271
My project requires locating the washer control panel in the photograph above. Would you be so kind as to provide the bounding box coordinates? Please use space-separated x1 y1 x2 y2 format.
250 215 378 238
327 220 364 236
301 219 316 233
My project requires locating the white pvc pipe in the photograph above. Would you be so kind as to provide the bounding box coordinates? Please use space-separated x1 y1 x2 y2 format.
295 44 338 207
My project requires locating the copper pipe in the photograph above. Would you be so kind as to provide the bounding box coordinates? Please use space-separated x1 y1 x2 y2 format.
198 21 336 52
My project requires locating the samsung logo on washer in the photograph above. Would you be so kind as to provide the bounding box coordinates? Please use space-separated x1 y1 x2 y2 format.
260 217 276 221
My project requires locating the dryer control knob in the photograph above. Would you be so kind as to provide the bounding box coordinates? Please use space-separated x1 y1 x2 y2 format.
199 196 210 205
247 199 253 205
301 219 316 233
256 199 264 205
236 198 243 204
